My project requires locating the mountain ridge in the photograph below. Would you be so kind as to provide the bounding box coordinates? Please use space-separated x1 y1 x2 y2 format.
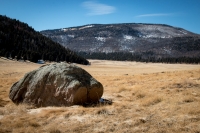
42 23 199 35
40 23 200 63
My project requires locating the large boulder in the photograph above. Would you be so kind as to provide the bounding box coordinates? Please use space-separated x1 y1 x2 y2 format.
9 63 103 107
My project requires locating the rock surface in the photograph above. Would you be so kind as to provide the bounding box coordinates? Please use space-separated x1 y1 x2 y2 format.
9 63 103 107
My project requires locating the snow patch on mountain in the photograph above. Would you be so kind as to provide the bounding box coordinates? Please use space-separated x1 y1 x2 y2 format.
95 37 106 42
180 30 188 35
102 47 113 53
60 35 68 40
61 28 77 31
143 34 158 38
163 47 172 54
119 45 131 51
68 35 75 38
142 34 172 38
79 25 94 30
123 35 133 40
61 28 68 32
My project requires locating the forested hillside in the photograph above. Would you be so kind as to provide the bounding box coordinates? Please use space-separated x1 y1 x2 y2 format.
0 15 89 65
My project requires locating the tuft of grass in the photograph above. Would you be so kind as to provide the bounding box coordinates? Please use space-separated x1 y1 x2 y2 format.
117 86 130 93
136 93 146 99
29 121 40 127
3 103 28 115
132 87 146 99
188 108 200 115
141 96 163 106
96 108 110 115
116 94 123 97
171 79 199 89
49 129 62 133
39 108 67 118
182 96 196 103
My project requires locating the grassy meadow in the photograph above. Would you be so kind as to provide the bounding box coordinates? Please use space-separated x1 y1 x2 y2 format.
0 58 200 133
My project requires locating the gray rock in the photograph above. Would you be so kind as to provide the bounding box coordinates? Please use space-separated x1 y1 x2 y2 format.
9 63 103 107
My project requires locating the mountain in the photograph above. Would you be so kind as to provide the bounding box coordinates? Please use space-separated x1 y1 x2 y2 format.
0 15 89 65
41 23 200 63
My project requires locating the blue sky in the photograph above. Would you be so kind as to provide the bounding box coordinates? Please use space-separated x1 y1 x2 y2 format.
0 0 200 34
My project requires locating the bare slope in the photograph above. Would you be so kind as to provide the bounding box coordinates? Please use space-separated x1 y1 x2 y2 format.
0 58 200 132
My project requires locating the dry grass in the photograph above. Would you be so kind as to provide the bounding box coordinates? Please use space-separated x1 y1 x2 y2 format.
0 58 200 132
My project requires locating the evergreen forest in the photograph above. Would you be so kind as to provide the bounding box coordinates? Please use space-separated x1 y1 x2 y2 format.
0 15 89 65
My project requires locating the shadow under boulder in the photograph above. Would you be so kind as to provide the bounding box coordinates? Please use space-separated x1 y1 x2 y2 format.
9 63 103 107
83 98 113 107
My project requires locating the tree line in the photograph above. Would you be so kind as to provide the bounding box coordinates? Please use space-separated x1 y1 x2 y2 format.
77 52 200 64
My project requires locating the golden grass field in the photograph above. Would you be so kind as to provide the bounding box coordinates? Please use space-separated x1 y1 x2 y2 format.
0 58 200 133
